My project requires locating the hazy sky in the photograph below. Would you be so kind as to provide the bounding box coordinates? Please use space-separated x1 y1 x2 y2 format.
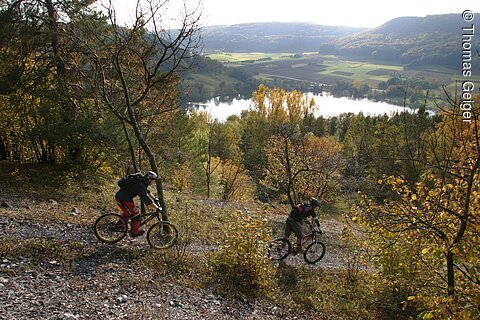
201 0 479 27
102 0 480 28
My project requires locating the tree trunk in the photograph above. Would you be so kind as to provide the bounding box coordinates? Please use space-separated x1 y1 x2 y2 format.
128 113 169 221
206 124 213 198
0 138 6 160
283 134 295 207
446 251 455 296
121 119 138 173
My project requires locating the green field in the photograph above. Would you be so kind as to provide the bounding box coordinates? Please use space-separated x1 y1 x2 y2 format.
321 59 404 82
208 52 458 87
207 52 318 65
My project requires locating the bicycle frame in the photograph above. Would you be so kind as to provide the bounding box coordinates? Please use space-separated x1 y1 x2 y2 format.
300 220 319 247
134 209 163 228
268 219 325 263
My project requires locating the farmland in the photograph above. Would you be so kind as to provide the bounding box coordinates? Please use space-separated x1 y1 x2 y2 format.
207 52 459 88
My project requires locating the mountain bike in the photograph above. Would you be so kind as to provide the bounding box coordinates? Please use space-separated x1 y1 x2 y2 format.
268 219 326 264
93 204 178 250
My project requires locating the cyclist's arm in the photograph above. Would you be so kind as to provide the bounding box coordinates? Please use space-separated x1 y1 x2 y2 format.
311 209 321 227
131 183 159 209
147 195 161 211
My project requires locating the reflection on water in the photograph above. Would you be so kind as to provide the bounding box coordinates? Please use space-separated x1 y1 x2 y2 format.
188 93 412 122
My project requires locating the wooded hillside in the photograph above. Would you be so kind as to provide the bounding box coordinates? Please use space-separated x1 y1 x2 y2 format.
0 1 479 319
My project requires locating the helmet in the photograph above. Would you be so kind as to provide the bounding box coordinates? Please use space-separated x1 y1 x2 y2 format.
310 197 320 207
144 171 160 180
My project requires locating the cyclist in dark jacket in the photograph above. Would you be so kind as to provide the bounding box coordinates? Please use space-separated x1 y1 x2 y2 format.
115 171 161 236
285 197 322 251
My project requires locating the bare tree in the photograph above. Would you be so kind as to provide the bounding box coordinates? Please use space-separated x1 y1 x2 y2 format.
76 0 202 219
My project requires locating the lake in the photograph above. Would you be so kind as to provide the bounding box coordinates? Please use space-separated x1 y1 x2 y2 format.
188 93 412 122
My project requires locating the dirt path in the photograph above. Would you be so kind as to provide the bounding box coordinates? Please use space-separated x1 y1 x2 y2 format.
0 205 332 320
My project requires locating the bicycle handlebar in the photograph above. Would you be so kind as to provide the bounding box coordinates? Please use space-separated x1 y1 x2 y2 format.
306 219 323 234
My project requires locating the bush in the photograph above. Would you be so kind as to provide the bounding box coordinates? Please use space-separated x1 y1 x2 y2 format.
210 209 274 299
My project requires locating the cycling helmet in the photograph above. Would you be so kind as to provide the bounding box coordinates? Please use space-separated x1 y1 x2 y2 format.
144 171 160 180
310 197 320 207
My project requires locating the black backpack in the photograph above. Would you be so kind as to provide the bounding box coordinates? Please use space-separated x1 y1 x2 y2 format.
117 173 144 190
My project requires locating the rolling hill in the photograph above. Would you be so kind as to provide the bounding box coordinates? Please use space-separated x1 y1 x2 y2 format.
322 13 480 69
201 22 366 53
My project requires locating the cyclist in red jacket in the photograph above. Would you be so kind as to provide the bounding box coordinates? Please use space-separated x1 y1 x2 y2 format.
285 197 322 251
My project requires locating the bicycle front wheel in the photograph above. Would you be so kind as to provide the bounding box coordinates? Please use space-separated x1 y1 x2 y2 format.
94 213 127 244
303 241 326 264
268 238 291 261
147 221 179 249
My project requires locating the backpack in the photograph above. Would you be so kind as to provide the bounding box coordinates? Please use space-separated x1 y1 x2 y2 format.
294 204 305 214
117 173 144 190
294 203 312 215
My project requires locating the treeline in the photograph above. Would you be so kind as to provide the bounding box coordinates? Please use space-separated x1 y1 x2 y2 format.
181 55 261 102
322 32 460 69
328 75 443 108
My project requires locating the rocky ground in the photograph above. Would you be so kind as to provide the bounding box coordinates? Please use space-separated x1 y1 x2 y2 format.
0 197 344 320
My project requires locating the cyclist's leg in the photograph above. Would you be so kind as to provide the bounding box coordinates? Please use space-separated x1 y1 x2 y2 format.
115 199 133 233
115 199 133 222
291 221 304 251
116 200 143 236
284 218 293 238
126 204 144 236
130 213 144 237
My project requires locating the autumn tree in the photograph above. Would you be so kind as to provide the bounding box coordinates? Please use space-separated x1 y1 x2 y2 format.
355 94 480 318
217 116 254 201
247 85 344 205
264 131 344 206
241 85 315 184
0 0 112 164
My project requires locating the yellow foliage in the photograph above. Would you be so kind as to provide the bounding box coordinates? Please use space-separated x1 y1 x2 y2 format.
210 209 275 298
353 104 480 318
252 84 316 127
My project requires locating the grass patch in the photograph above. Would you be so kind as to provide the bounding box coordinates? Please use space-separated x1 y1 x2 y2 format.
0 161 113 203
0 238 88 265
0 161 125 227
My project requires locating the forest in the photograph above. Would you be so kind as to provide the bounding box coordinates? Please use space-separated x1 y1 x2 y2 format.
0 1 479 319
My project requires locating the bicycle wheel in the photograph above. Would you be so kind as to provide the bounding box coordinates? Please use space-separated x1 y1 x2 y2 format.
147 221 179 249
94 213 128 244
303 241 326 264
268 238 291 261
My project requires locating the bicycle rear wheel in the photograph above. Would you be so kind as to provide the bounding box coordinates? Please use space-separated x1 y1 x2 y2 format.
268 238 291 261
303 241 326 264
147 221 179 249
94 213 127 244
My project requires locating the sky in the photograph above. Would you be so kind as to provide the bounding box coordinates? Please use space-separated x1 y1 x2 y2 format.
200 0 479 27
102 0 480 28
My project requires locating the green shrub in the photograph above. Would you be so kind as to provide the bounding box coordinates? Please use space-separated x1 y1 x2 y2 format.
210 209 275 299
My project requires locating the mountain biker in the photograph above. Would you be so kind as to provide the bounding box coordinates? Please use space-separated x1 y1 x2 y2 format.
285 197 322 252
115 171 161 237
